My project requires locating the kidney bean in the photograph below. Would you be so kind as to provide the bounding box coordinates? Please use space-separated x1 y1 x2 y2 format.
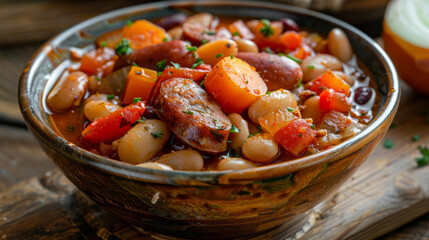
354 87 373 105
155 13 187 31
279 18 299 32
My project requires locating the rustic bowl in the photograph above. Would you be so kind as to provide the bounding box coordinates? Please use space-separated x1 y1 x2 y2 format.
18 1 399 239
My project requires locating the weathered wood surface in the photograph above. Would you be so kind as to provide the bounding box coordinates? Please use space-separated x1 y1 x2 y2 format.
0 84 428 239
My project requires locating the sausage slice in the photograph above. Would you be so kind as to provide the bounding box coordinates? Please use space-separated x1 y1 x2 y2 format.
236 52 303 91
154 78 231 153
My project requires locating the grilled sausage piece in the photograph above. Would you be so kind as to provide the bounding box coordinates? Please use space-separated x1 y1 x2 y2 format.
115 40 196 70
154 78 231 153
236 52 303 91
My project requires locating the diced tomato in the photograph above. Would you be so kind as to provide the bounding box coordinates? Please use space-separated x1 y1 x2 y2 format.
319 89 352 113
80 47 118 77
122 66 158 105
280 31 301 50
306 70 350 95
274 118 317 156
148 66 211 106
82 102 146 143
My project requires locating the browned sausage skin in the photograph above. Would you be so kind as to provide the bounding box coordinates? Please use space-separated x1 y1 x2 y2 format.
236 52 303 91
115 40 196 70
154 78 231 153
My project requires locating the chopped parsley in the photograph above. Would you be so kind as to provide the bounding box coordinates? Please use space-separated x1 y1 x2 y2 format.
100 41 106 48
412 134 420 142
259 19 274 37
298 133 302 137
248 132 260 138
115 38 133 56
162 37 169 42
311 124 316 129
171 62 181 69
182 110 194 115
296 77 302 88
287 107 294 112
186 45 198 52
216 53 223 58
264 47 273 54
210 129 225 142
192 58 204 69
245 80 249 84
266 91 272 95
133 97 141 103
278 53 286 57
307 65 315 69
136 116 146 123
106 94 115 100
126 20 133 26
415 146 429 167
151 131 164 139
286 54 303 63
232 32 240 36
201 39 208 45
230 54 234 59
95 76 101 81
203 30 216 35
256 126 263 131
383 139 395 149
156 59 167 76
230 125 241 133
199 79 205 88
132 62 139 67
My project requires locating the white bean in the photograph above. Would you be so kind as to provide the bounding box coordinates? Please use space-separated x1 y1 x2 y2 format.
333 71 354 86
242 133 279 164
137 162 173 171
235 39 259 53
300 54 342 82
248 89 297 124
84 100 121 122
217 158 258 171
118 120 171 164
301 96 321 125
47 71 88 111
156 149 204 171
227 113 250 151
328 28 353 62
167 26 183 40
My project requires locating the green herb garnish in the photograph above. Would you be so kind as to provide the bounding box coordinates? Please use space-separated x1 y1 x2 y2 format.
415 146 429 167
133 97 141 104
203 30 216 35
162 37 169 42
126 20 133 26
287 107 294 112
278 53 286 57
264 47 273 54
216 53 223 58
260 19 274 37
95 76 101 81
132 62 139 67
156 59 167 76
286 54 303 63
307 65 315 69
192 58 204 69
232 32 240 36
182 110 194 115
201 39 208 45
100 41 106 48
151 131 164 139
186 45 198 52
296 77 302 88
266 91 272 95
107 94 115 100
115 38 133 56
412 134 420 142
383 139 395 149
171 62 181 69
311 124 316 129
230 125 241 133
230 54 234 59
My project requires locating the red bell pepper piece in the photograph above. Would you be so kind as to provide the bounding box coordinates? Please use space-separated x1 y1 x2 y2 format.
148 66 210 105
274 118 317 157
307 70 350 95
82 102 146 143
319 89 352 113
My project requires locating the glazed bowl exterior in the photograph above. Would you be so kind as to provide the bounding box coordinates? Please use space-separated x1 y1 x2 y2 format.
18 1 399 239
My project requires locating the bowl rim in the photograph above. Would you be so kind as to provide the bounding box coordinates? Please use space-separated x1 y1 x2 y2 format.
18 0 400 184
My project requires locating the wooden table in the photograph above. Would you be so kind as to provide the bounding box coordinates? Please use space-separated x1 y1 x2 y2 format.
0 1 429 239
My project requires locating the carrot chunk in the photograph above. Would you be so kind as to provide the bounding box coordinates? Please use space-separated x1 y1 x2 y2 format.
307 70 351 95
258 109 298 136
280 31 301 50
204 57 267 114
122 20 167 50
122 66 158 105
82 102 146 143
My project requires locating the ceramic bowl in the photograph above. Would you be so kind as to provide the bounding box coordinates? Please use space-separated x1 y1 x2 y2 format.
19 1 399 239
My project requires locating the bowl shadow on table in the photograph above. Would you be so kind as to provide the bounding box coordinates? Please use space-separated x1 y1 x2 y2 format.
19 1 399 239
